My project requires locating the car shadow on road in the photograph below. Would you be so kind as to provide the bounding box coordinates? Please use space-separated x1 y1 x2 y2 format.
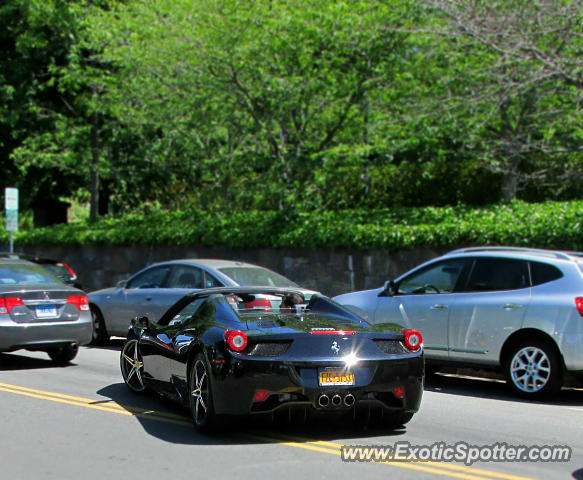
0 352 76 370
84 338 125 352
425 371 583 406
96 382 410 446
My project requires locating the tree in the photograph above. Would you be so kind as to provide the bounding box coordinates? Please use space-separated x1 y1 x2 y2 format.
0 0 82 211
89 0 418 211
1 0 122 221
420 0 583 201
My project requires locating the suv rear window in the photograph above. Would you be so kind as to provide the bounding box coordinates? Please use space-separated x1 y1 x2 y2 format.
530 261 563 286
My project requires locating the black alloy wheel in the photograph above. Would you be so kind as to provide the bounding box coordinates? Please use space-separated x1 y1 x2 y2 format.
120 338 145 392
189 353 218 432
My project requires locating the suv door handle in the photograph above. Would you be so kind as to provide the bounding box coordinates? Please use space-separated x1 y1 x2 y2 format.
430 304 448 310
503 304 523 310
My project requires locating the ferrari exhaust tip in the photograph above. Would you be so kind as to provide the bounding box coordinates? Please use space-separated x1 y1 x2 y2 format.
344 394 355 407
318 394 329 407
331 394 342 406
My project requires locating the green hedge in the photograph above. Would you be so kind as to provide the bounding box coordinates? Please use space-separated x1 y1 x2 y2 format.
2 200 582 250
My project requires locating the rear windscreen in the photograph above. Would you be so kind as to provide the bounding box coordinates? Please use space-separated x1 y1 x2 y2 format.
0 263 63 286
219 267 298 287
42 264 73 281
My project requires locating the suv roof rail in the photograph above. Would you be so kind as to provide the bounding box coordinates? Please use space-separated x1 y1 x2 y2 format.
445 246 574 261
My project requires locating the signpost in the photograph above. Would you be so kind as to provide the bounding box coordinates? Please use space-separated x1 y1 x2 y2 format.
5 187 18 253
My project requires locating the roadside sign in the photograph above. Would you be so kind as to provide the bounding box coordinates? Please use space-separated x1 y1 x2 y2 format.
5 187 18 232
6 209 17 232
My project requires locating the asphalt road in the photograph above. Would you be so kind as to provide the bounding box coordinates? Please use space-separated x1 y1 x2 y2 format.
1 343 581 480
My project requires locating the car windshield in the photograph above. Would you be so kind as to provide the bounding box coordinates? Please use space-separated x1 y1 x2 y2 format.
218 267 299 287
0 263 64 286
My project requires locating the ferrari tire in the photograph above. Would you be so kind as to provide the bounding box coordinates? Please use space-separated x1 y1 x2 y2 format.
47 343 79 364
189 353 218 432
120 338 146 393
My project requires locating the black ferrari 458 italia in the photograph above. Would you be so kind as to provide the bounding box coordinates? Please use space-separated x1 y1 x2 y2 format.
120 287 424 432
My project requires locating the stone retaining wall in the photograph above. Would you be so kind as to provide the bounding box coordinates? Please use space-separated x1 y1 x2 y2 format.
11 245 451 296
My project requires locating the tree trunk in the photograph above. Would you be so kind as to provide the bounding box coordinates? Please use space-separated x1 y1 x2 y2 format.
501 154 519 202
501 172 517 202
89 87 100 222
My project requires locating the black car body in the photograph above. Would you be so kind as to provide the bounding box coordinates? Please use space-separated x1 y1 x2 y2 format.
120 287 424 432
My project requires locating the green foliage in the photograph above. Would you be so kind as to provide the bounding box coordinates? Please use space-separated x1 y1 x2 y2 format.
83 0 418 211
2 0 583 218
0 0 84 207
4 201 583 251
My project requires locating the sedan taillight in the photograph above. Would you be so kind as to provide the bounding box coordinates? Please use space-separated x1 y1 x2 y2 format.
67 295 90 311
575 298 583 316
245 298 272 311
0 297 25 314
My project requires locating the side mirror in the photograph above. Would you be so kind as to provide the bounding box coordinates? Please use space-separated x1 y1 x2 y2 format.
133 315 151 330
116 280 127 289
382 280 397 297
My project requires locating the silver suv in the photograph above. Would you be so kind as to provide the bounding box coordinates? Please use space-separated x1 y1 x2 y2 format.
334 247 583 399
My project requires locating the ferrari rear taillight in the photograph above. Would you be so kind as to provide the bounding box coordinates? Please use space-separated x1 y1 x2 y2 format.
253 389 271 402
67 295 89 311
224 330 248 352
402 329 423 351
245 298 272 311
393 386 405 399
575 298 583 316
0 297 25 314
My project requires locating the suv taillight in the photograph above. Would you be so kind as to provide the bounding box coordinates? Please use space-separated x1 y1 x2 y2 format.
67 295 89 311
0 297 25 314
575 298 583 316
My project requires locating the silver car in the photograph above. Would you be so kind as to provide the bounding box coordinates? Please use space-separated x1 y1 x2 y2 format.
0 258 92 363
334 247 583 399
89 259 315 342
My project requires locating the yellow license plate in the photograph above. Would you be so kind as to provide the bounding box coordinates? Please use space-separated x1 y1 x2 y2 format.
319 370 355 386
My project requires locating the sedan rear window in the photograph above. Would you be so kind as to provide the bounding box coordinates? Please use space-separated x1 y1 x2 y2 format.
0 263 63 286
219 267 298 287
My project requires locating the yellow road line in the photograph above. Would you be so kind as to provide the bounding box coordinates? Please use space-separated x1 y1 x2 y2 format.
0 382 536 480
247 433 504 480
250 431 536 480
0 382 191 426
